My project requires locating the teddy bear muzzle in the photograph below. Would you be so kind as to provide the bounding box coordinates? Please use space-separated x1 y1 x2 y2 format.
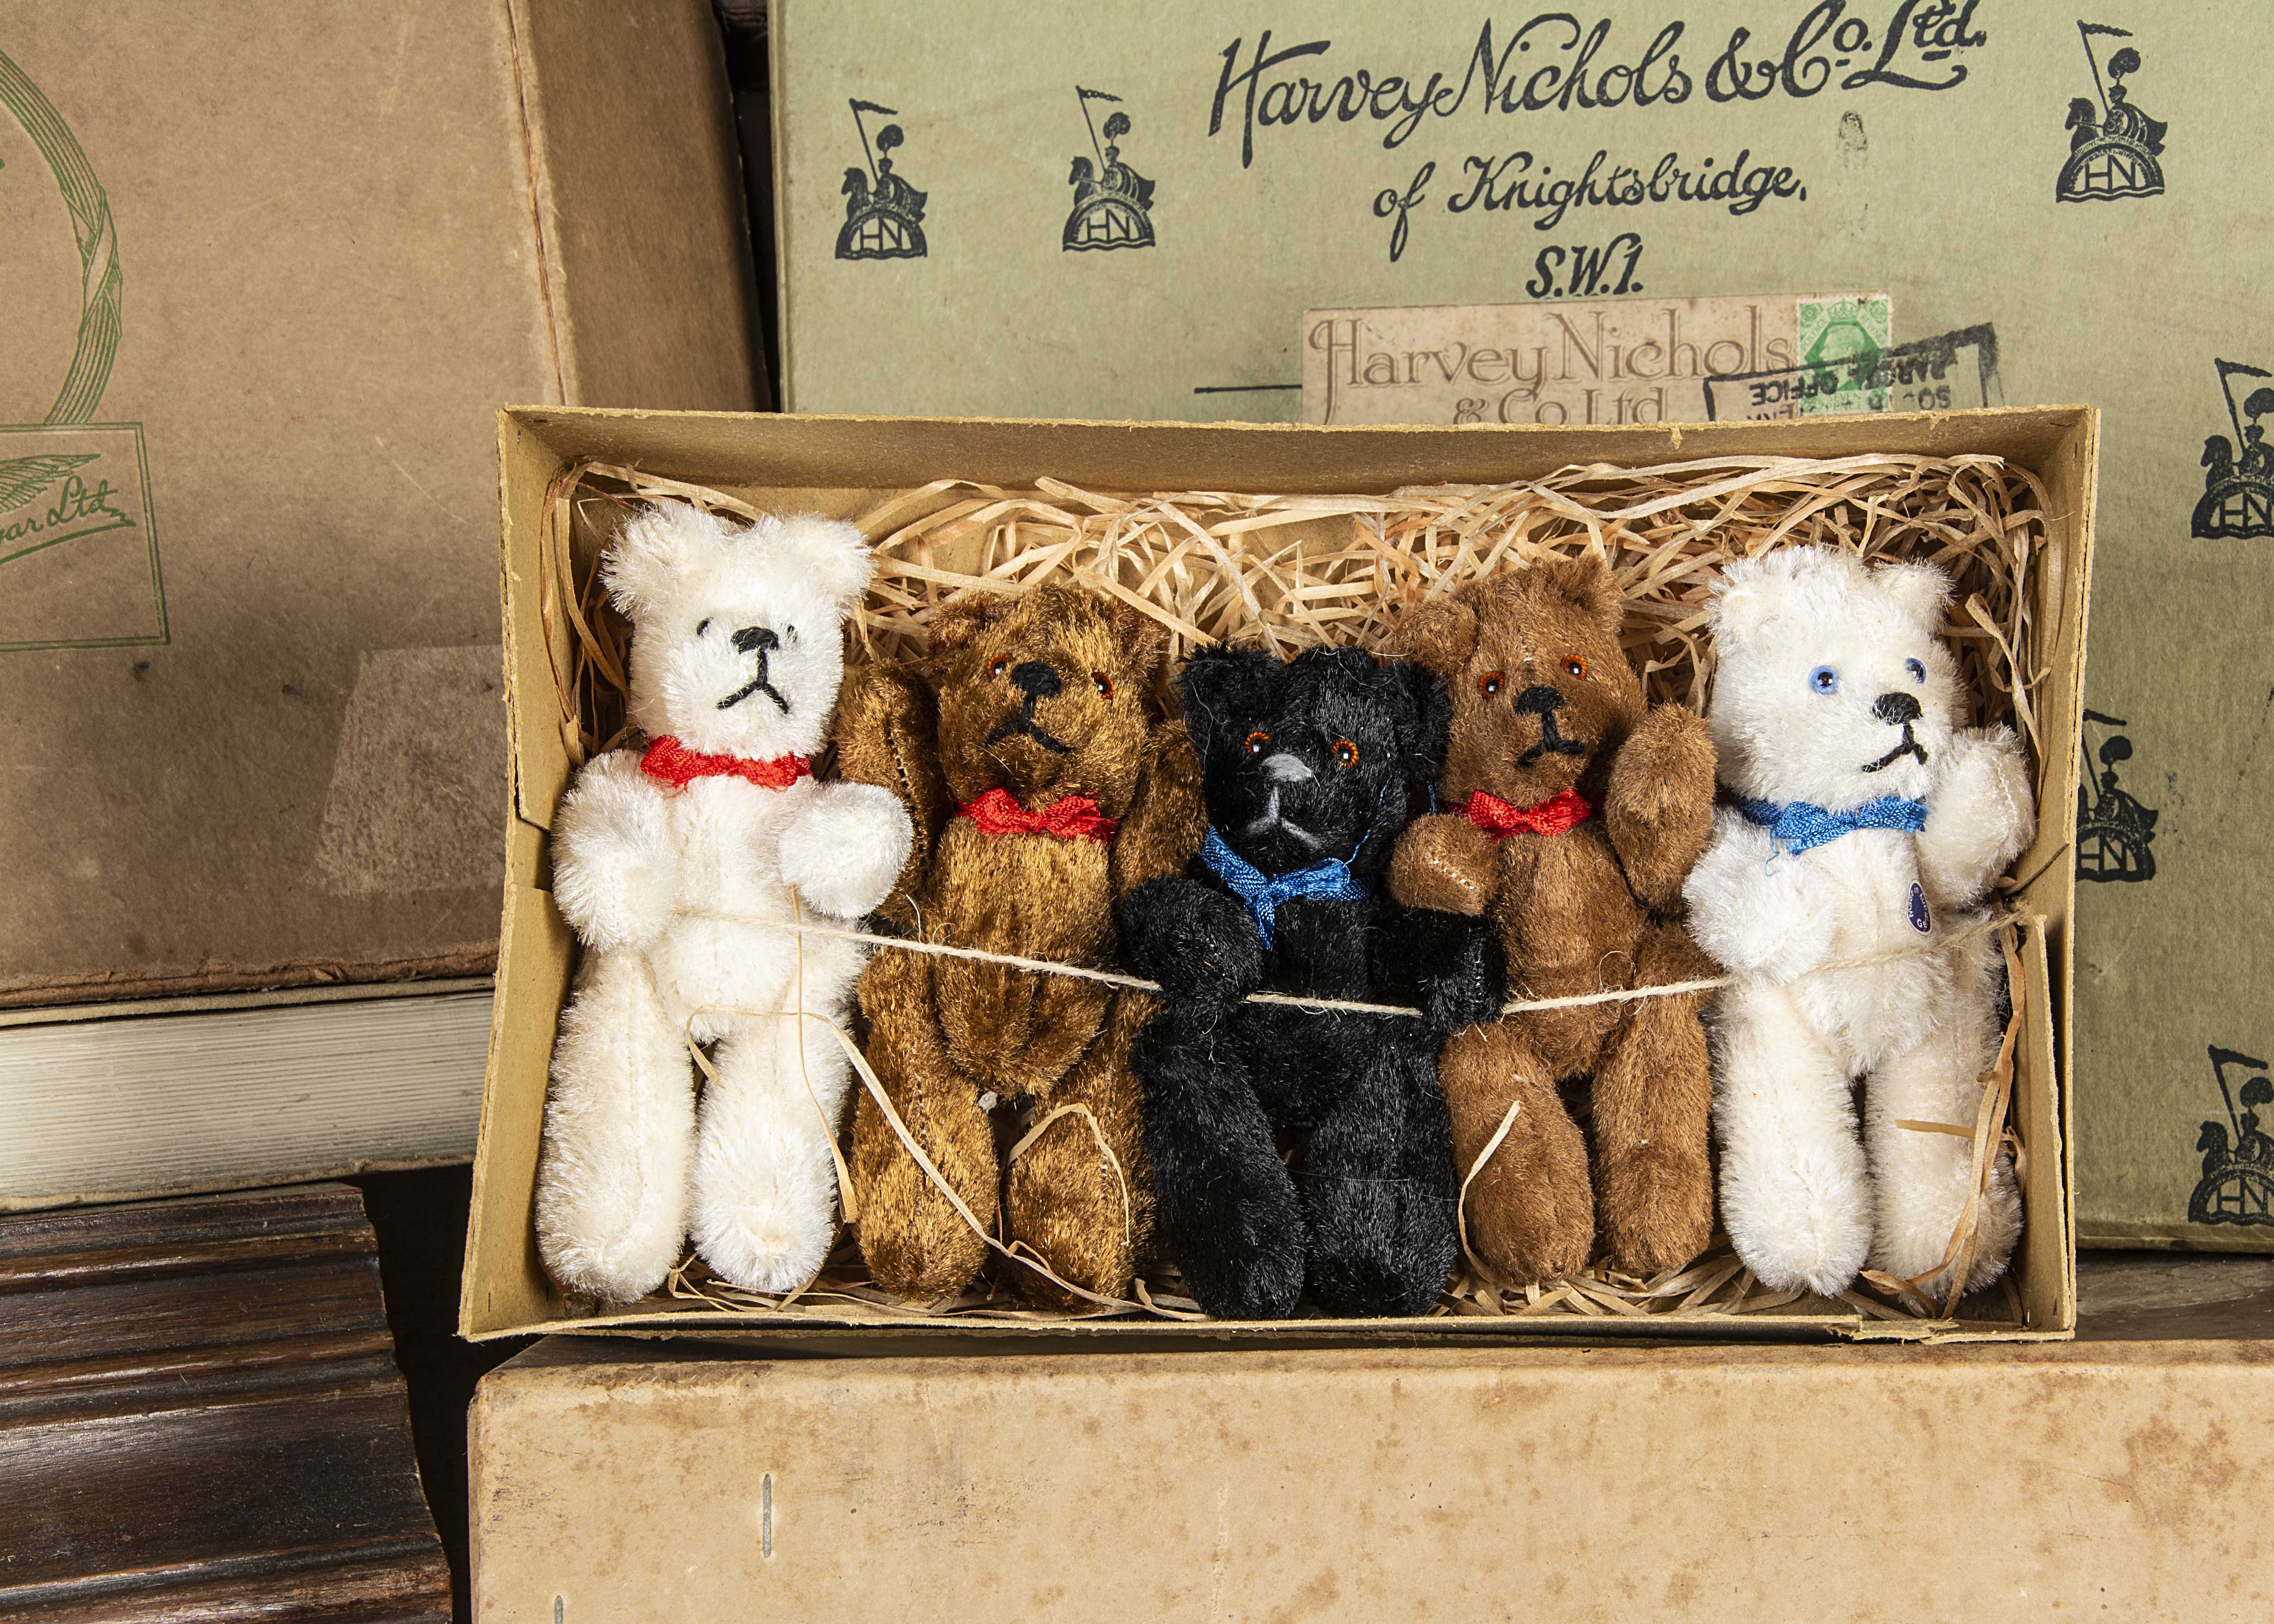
717 623 789 713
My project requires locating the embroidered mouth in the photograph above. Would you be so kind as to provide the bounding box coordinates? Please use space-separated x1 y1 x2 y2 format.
985 701 1073 755
1860 725 1928 774
1517 709 1590 768
717 672 790 713
1240 786 1326 851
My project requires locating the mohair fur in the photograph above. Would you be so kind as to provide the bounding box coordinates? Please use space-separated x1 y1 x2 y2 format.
1386 556 1717 1283
835 584 1203 1304
1682 546 2032 1299
1120 646 1504 1319
535 502 912 1303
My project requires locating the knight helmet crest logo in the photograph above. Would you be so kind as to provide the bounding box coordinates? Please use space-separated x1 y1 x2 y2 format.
836 99 927 262
2074 709 2158 882
1063 87 1155 252
2193 359 2274 540
2190 1047 2274 1227
2056 21 2165 203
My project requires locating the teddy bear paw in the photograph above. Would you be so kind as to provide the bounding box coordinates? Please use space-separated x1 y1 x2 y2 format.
1598 1141 1715 1277
778 782 914 919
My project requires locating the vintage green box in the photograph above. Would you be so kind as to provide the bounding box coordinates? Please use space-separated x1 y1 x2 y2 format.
768 0 2269 1250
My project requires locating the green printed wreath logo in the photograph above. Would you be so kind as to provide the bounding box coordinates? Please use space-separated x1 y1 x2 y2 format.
1 49 121 426
0 46 163 651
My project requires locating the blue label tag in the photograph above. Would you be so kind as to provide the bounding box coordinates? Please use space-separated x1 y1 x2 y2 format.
1908 882 1932 934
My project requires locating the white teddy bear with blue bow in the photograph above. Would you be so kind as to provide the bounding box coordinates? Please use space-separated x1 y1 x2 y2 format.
1682 546 2034 1300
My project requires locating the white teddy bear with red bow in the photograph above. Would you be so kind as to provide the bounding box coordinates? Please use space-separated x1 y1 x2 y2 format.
535 501 911 1302
1682 546 2033 1302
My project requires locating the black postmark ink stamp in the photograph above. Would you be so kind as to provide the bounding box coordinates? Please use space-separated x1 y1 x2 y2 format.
2057 22 2164 203
2191 1046 2274 1227
1064 87 1156 251
1701 323 2002 422
837 100 928 261
2076 710 2158 883
2193 359 2274 541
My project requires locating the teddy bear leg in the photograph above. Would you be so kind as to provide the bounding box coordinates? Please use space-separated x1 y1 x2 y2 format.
1712 981 1873 1297
689 1013 851 1294
850 959 999 1302
1004 995 1158 1308
1134 1004 1304 1319
1861 947 2022 1296
1589 930 1716 1276
534 951 696 1303
1305 1029 1460 1317
1439 1021 1595 1285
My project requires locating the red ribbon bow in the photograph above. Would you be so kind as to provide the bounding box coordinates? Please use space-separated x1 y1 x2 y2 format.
959 786 1119 843
1462 787 1596 840
640 735 812 792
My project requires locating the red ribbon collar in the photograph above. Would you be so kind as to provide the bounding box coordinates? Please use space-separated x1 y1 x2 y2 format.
1463 787 1596 840
640 735 812 792
959 786 1119 843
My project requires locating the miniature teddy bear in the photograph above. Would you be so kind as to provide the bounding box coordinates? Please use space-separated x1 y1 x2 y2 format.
534 502 914 1303
1682 546 2033 1299
833 584 1203 1304
1119 646 1504 1319
1388 556 1718 1284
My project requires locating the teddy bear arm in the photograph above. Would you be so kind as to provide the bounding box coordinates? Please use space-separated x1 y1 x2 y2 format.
1110 720 1207 900
1916 727 2037 908
1604 704 1717 913
1119 872 1264 1011
550 751 679 951
1681 828 1836 980
777 782 917 920
1369 904 1508 1034
1386 813 1498 915
830 662 950 917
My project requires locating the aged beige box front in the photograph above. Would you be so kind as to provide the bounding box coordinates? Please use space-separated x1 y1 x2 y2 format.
469 1331 2272 1623
464 404 2093 1346
0 0 757 1009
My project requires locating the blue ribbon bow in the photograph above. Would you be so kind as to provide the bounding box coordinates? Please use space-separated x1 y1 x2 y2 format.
1733 793 1930 858
1198 826 1368 947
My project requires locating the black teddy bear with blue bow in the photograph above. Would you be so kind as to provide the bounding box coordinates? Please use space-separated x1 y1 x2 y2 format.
1119 644 1505 1318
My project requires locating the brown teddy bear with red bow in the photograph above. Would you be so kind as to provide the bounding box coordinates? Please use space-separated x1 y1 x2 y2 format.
833 584 1203 1304
1387 556 1718 1284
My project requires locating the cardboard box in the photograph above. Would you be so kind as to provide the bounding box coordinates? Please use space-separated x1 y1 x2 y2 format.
765 0 2274 1254
467 1291 2274 1624
0 0 758 1008
464 403 2094 1346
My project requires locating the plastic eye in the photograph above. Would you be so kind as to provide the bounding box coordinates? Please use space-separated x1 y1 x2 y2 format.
1906 658 1926 685
1332 739 1360 768
1092 672 1113 698
1564 655 1588 680
990 656 1010 678
696 618 711 636
1809 665 1840 695
1244 730 1271 758
1478 672 1504 698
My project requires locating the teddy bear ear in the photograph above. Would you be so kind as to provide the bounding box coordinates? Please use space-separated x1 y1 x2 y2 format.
1540 553 1621 629
1176 644 1276 760
1706 553 1781 650
925 591 1017 659
601 500 724 618
1105 596 1168 677
1387 590 1479 677
773 514 874 611
1387 657 1453 781
1869 559 1954 630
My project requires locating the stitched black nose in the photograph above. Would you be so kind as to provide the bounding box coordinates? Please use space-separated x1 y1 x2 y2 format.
731 625 778 654
1874 691 1921 725
1010 660 1062 699
1512 684 1565 716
